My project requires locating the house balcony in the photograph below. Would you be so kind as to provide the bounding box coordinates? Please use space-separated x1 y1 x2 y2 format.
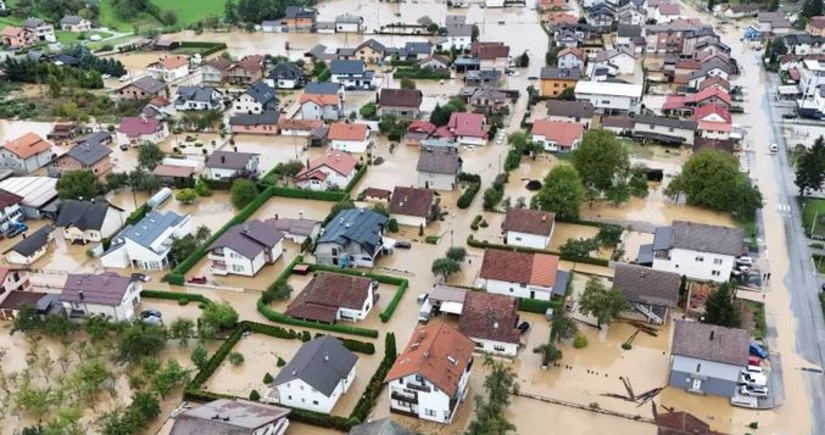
210 260 229 276
405 381 432 393
391 390 418 404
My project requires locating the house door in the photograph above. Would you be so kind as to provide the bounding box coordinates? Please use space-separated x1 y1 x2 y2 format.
332 247 339 265
691 379 702 390
530 290 535 299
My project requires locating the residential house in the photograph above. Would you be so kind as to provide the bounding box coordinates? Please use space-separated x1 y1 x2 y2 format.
378 89 423 119
329 122 371 153
388 186 436 228
55 200 124 244
283 6 317 31
142 97 174 119
441 112 488 146
574 80 643 114
116 117 168 147
174 86 223 111
0 133 54 175
50 143 112 178
385 322 474 424
271 336 358 413
693 103 732 140
207 220 284 276
399 42 433 61
806 16 825 36
458 291 521 357
530 119 584 152
153 164 196 186
59 15 91 32
278 119 324 137
330 60 375 89
1 26 36 49
600 115 635 135
352 39 386 64
698 76 731 92
0 190 23 234
170 399 290 435
227 55 265 85
305 82 344 96
335 14 364 33
418 54 451 71
453 56 481 73
655 411 730 435
206 151 260 180
300 93 343 121
653 3 682 23
723 4 759 19
464 69 502 87
587 48 637 76
336 47 357 61
539 67 581 97
467 87 509 113
555 30 584 48
286 272 376 323
436 24 474 51
200 58 233 84
0 267 32 296
544 100 595 128
632 115 697 145
557 47 586 70
0 177 58 219
756 11 792 35
229 112 280 136
586 4 616 29
472 42 510 70
314 208 387 267
21 17 55 42
348 419 415 435
612 263 680 325
267 62 306 89
116 76 168 100
669 320 749 397
782 33 825 56
294 152 359 191
405 120 437 146
264 217 321 244
547 12 580 27
47 123 83 144
101 210 192 270
416 152 462 191
480 249 561 300
59 272 141 321
641 220 743 282
501 208 555 249
420 138 459 154
617 6 645 25
147 55 190 82
6 225 54 265
233 81 279 114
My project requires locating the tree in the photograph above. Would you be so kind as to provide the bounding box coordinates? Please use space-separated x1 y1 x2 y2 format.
190 342 209 370
230 178 259 209
446 246 467 262
578 277 629 328
559 237 598 258
400 78 416 90
161 9 178 25
129 391 160 420
516 51 529 68
532 343 563 367
665 149 763 220
56 170 105 200
387 218 399 233
557 87 576 101
169 318 195 348
117 323 167 363
71 356 112 405
545 44 561 66
15 377 54 422
385 332 397 360
703 281 743 328
175 188 198 204
551 313 578 342
431 257 461 281
595 224 623 248
137 142 165 170
465 357 516 435
83 315 111 342
12 304 39 334
106 172 130 191
151 359 188 398
272 160 305 181
228 352 244 366
532 164 584 219
359 102 378 120
40 313 78 337
571 129 632 194
194 179 212 196
264 281 292 302
249 390 261 401
199 302 239 337
795 136 825 196
803 0 823 17
170 235 199 265
128 169 163 193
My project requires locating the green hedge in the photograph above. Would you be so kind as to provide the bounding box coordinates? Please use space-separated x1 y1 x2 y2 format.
466 235 610 267
189 325 245 389
316 68 331 82
380 279 407 323
269 186 349 202
179 41 228 56
126 203 150 225
344 164 367 193
517 298 560 314
457 181 481 209
245 321 375 354
554 215 604 228
305 263 407 285
257 299 379 338
394 67 451 80
141 290 213 306
350 344 395 423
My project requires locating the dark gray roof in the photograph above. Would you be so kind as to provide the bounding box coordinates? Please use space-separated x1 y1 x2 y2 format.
652 226 674 251
10 225 54 257
671 320 749 366
75 131 112 147
272 336 358 396
22 17 46 28
601 115 635 129
305 82 342 95
208 220 284 259
637 243 653 264
306 44 329 59
176 86 219 102
61 272 132 305
612 263 680 307
171 399 290 435
55 199 117 231
540 67 582 80
337 48 357 57
127 76 165 94
65 143 112 166
417 152 462 175
671 220 743 256
335 14 363 24
403 42 432 55
269 62 305 80
454 57 481 66
349 419 416 435
317 208 387 254
206 151 259 170
552 270 570 297
285 6 317 18
245 82 278 105
229 111 280 126
263 217 320 237
358 39 387 52
60 15 85 25
634 115 697 131
447 23 474 37
545 100 595 118
617 24 642 37
331 60 366 75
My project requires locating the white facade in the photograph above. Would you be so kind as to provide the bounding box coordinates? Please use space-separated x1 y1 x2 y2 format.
485 0 505 7
62 282 141 322
505 230 551 250
392 213 427 228
469 337 519 357
335 22 362 33
484 278 554 301
209 240 283 277
330 138 370 153
273 366 356 413
455 135 486 146
338 284 375 321
6 244 50 265
300 100 341 121
101 216 192 270
0 202 22 233
574 81 643 114
633 121 696 145
0 148 54 175
558 53 585 70
652 247 736 283
233 93 267 114
532 133 582 152
174 90 222 111
149 64 189 82
442 35 472 51
388 369 471 424
62 209 125 243
296 166 355 191
417 171 457 191
116 125 169 147
596 52 636 75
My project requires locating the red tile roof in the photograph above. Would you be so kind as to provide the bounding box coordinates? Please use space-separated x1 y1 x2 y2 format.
658 3 681 15
0 189 23 209
149 55 188 70
547 12 579 24
295 152 358 181
692 103 731 123
662 95 690 111
447 112 487 139
285 272 372 323
531 119 584 148
480 249 560 287
384 322 474 396
697 76 730 91
4 133 52 159
458 291 521 344
698 121 731 132
558 47 585 61
117 117 163 137
299 93 340 106
693 87 731 105
328 122 369 141
407 120 437 135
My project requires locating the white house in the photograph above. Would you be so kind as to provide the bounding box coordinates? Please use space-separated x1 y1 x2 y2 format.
436 24 473 51
147 55 190 82
264 217 321 244
557 47 586 70
0 189 23 234
485 0 505 7
232 82 279 115
0 133 55 175
335 14 364 33
205 151 260 180
60 272 142 322
294 152 358 191
21 17 55 42
329 60 375 90
59 16 92 32
416 152 462 191
530 119 584 152
612 263 681 325
480 249 561 301
444 112 488 146
207 220 284 277
458 291 521 357
587 48 637 76
574 80 644 114
632 115 697 145
101 210 192 270
385 322 474 424
314 208 387 268
501 208 555 250
299 93 343 121
544 100 595 128
646 220 743 283
6 225 54 265
286 272 376 323
174 86 223 111
388 186 435 228
171 399 290 435
55 199 125 244
269 336 358 413
328 122 370 153
116 117 169 147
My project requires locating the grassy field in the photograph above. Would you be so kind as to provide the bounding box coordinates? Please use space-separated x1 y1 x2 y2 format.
151 0 227 26
802 198 825 239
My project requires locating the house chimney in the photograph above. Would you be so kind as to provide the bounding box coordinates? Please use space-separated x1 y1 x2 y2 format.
79 290 85 300
709 331 715 341
221 155 226 164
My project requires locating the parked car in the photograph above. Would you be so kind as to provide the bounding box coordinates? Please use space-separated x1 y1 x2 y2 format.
781 113 798 119
769 143 779 153
742 365 764 375
750 342 769 359
740 372 767 387
517 321 530 334
395 241 412 249
737 256 754 267
740 384 769 399
748 355 762 366
187 276 208 284
140 309 163 325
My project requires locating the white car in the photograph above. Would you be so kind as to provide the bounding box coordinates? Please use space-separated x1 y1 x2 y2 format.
737 256 754 267
740 372 768 387
769 143 779 153
464 145 476 151
118 74 131 83
742 365 763 375
740 384 769 399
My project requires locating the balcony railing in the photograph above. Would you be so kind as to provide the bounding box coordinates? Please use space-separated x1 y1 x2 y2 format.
405 382 431 393
391 391 418 404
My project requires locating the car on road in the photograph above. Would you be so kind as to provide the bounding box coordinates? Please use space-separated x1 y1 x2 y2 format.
737 256 754 267
140 310 163 325
740 372 768 387
770 143 779 153
528 76 538 80
118 75 131 82
782 113 798 119
740 384 769 399
464 145 476 151
395 241 411 249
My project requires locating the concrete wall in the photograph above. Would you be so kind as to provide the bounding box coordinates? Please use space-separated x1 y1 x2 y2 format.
669 355 741 397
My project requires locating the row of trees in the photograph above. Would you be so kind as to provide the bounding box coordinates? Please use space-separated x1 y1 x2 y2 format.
795 135 825 197
13 0 98 23
2 59 104 89
224 0 316 24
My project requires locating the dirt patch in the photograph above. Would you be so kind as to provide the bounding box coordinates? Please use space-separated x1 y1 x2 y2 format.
687 281 717 317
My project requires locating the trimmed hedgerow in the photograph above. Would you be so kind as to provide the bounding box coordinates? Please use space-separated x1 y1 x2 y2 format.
256 299 379 338
343 164 368 193
466 234 610 267
141 289 213 306
379 279 407 323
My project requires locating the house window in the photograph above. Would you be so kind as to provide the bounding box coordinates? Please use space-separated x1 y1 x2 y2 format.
509 288 514 293
313 400 319 405
231 264 244 272
425 409 437 417
695 256 704 262
288 395 292 400
713 258 723 265
711 270 720 276
493 344 505 351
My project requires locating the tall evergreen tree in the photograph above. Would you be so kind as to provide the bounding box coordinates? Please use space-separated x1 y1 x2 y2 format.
703 282 744 328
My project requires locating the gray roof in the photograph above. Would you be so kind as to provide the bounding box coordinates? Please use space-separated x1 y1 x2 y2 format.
206 151 259 170
447 23 474 37
229 111 280 126
64 143 112 166
269 62 305 80
652 226 673 251
208 220 284 259
617 24 642 37
22 17 46 28
55 199 117 231
61 272 132 305
545 100 595 118
176 86 219 102
552 270 570 297
284 6 317 19
171 399 290 435
272 336 358 396
60 15 85 25
540 67 582 80
127 76 165 94
244 81 278 105
671 220 743 256
335 14 363 24
637 243 653 264
671 320 750 366
305 82 342 95
121 210 186 249
75 131 112 147
358 39 387 52
403 42 432 55
9 225 54 257
417 152 462 175
634 115 697 131
349 418 416 435
331 60 366 75
263 217 320 237
612 263 680 307
454 57 480 66
337 47 357 57
317 208 387 254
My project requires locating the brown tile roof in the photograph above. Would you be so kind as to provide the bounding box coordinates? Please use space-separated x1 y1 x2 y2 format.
203 57 233 73
0 290 46 311
480 249 560 287
473 42 510 60
0 189 24 209
295 152 358 181
62 272 132 306
285 272 372 323
384 321 474 396
364 187 392 200
149 55 189 70
458 291 521 344
671 320 750 366
656 411 729 435
4 133 52 159
153 164 195 178
328 122 368 141
502 208 555 236
232 55 265 74
378 89 423 108
299 93 340 106
388 186 434 218
278 118 324 131
612 263 680 307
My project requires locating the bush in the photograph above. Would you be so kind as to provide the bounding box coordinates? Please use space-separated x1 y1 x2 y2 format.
249 389 260 401
344 165 367 193
141 290 213 307
276 357 286 368
394 67 450 80
573 333 588 349
230 179 259 209
379 280 408 323
424 235 439 244
178 298 189 306
387 218 399 233
621 343 632 350
517 298 557 314
228 351 244 366
263 372 274 383
457 180 481 209
470 214 483 230
127 204 150 225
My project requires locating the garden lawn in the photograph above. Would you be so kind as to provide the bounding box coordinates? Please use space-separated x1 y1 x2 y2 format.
802 198 825 239
150 0 228 26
